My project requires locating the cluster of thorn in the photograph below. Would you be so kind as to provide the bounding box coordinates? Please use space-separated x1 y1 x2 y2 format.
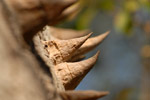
25 0 110 100
1 0 111 100
36 26 110 100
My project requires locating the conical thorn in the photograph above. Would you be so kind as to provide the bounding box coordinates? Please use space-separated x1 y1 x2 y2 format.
43 33 92 65
41 0 78 23
59 90 109 100
73 31 110 57
55 51 100 90
51 2 81 25
48 26 90 40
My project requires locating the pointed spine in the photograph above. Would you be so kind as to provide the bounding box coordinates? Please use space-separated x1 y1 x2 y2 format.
43 33 92 65
43 0 78 22
49 26 90 40
51 2 81 25
55 51 100 90
59 90 109 100
73 31 110 57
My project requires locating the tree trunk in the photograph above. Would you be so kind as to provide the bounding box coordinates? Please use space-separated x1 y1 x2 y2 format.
0 0 109 100
0 1 62 100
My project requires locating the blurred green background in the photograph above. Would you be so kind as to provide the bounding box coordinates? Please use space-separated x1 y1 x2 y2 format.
58 0 150 100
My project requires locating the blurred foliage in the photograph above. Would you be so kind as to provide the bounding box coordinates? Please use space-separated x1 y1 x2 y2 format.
114 11 133 35
115 88 133 100
114 0 150 35
76 0 114 30
139 0 150 9
62 0 150 35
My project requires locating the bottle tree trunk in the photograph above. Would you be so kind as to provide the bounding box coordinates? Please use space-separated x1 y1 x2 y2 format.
0 0 62 100
0 0 109 100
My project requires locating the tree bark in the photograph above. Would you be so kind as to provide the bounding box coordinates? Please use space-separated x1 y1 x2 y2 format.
0 1 62 100
0 1 109 100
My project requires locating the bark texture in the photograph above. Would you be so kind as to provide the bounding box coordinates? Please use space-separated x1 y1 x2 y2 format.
0 1 62 100
0 0 109 100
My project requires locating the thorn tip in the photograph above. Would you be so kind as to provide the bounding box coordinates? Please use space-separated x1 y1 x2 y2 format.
59 90 109 100
55 51 100 90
